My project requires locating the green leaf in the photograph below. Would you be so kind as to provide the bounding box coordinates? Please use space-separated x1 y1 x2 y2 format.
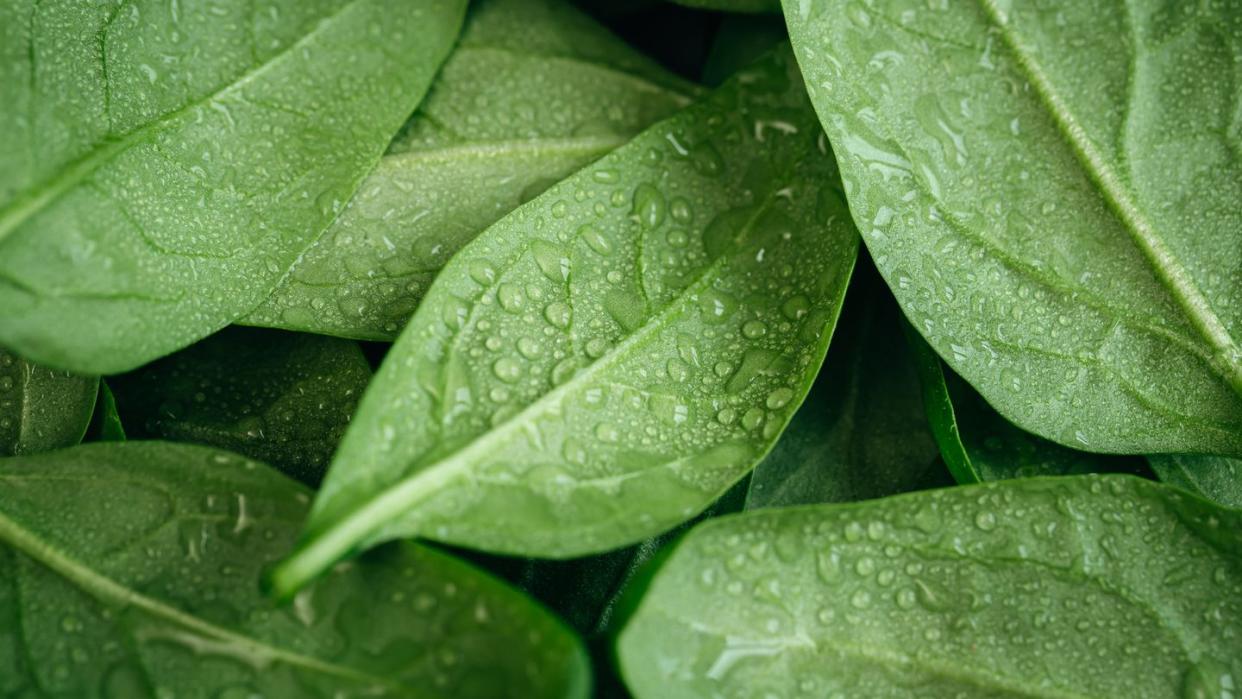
904 323 1150 484
744 263 949 509
0 0 466 374
87 380 127 443
782 0 1242 454
618 474 1242 698
270 47 860 595
0 442 589 698
0 347 98 456
1150 454 1242 509
110 327 371 485
241 0 697 340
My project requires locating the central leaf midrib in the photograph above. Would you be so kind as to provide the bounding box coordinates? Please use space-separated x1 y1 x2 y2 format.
975 0 1242 396
0 0 367 246
274 190 781 590
0 508 408 691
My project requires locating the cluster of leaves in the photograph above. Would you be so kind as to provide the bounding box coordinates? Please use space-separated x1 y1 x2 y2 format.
0 0 1238 696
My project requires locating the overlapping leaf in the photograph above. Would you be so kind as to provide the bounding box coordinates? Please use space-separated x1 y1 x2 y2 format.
0 347 97 456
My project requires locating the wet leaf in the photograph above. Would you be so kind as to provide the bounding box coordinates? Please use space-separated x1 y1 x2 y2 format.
0 346 97 456
0 442 588 698
619 475 1242 698
110 327 371 485
270 48 859 595
783 0 1242 454
0 0 465 373
242 0 696 340
1150 454 1242 509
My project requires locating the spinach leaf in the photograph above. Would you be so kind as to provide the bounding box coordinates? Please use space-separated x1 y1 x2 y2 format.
618 475 1242 698
242 0 697 341
905 324 1150 484
782 0 1242 454
87 380 127 443
0 347 97 456
270 47 860 596
0 0 465 374
110 327 371 485
1150 454 1242 509
745 261 949 509
0 442 588 698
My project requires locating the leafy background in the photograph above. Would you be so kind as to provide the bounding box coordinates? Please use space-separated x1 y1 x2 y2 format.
0 0 1238 697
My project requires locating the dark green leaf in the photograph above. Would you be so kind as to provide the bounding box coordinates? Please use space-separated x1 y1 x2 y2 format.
702 15 789 86
87 380 127 443
670 0 780 13
270 47 860 595
0 347 97 456
242 0 696 340
783 0 1242 454
619 475 1242 698
904 324 1151 484
1150 454 1242 509
0 442 588 698
110 327 371 485
745 261 949 508
0 0 465 373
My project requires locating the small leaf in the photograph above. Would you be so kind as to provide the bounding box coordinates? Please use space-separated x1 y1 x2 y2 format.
242 0 697 340
0 0 466 373
783 0 1242 454
904 324 1151 484
745 262 949 508
619 475 1242 698
0 442 588 698
86 380 126 443
702 15 788 87
0 346 97 456
110 327 371 485
670 0 780 13
1150 454 1242 509
270 47 860 595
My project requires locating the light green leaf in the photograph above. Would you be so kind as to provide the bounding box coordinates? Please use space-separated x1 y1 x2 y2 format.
110 327 371 485
270 47 860 595
0 442 588 698
783 0 1242 454
745 264 948 509
241 0 697 340
0 0 465 374
904 323 1149 484
1150 454 1242 509
0 347 97 456
619 475 1242 698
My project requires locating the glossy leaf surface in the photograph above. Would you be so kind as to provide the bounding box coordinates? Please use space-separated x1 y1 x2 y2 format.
0 0 465 373
619 475 1242 698
0 347 97 456
1150 454 1242 509
110 328 371 485
783 0 1242 454
905 326 1150 484
0 442 589 698
242 0 696 340
271 48 860 594
744 264 948 508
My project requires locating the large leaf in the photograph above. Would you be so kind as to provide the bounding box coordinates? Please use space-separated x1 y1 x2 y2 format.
0 0 465 374
110 327 371 485
0 442 588 698
904 324 1151 484
269 48 860 595
744 261 948 508
782 0 1242 454
1150 454 1242 509
0 347 97 456
241 0 696 340
618 475 1242 698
